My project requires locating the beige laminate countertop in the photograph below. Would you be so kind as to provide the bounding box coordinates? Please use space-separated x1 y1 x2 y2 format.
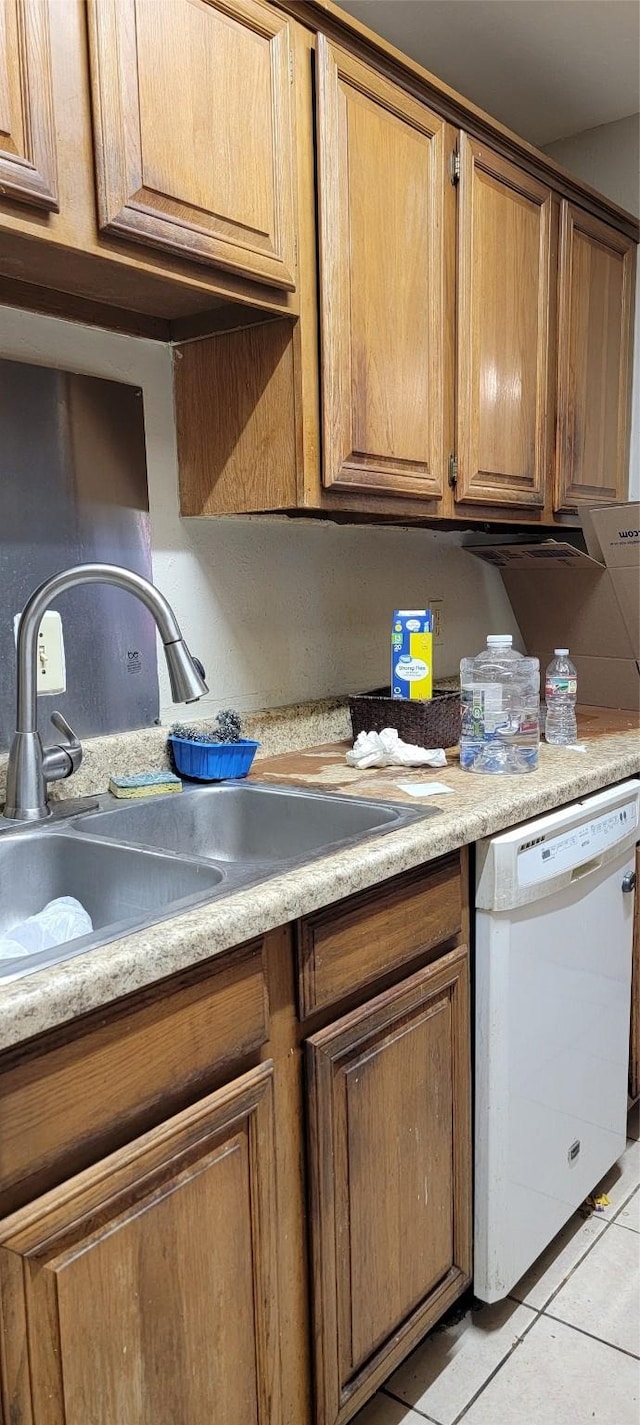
1 708 638 1052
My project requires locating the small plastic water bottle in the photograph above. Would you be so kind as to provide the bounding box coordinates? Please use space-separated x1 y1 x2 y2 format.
544 649 578 745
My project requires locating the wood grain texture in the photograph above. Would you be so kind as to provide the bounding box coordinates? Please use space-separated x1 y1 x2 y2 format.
87 0 297 288
297 855 463 1017
0 1063 282 1425
316 36 449 499
456 135 553 508
554 202 636 512
0 0 58 210
306 945 472 1425
0 939 268 1214
175 319 299 514
0 272 170 336
280 2 639 241
259 924 313 1425
0 0 298 319
629 846 640 1102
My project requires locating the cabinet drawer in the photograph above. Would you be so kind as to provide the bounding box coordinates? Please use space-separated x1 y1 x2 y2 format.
0 937 268 1214
297 855 462 1018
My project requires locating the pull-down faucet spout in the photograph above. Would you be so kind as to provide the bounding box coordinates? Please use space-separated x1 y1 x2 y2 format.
3 564 208 822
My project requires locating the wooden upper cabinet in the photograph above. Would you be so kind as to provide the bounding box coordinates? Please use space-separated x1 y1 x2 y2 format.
456 135 554 508
0 1064 283 1425
554 203 636 512
87 0 297 289
0 0 58 210
306 947 471 1425
315 36 451 500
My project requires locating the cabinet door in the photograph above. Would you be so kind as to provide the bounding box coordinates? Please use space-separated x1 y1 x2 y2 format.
456 135 553 508
0 0 58 210
0 1063 282 1425
316 36 451 499
554 203 636 512
306 946 471 1425
87 0 296 289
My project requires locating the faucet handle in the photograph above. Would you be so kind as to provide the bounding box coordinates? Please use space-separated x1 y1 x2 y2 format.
49 712 83 775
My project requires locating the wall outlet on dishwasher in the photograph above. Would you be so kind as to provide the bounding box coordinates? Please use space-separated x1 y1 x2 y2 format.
14 609 66 695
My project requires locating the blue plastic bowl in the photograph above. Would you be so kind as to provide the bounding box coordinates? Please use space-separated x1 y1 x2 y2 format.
169 737 259 782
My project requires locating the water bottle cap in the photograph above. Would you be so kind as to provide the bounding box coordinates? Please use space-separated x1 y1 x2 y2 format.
554 648 569 656
487 634 513 645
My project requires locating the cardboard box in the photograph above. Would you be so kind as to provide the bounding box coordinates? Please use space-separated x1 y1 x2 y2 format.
468 503 640 711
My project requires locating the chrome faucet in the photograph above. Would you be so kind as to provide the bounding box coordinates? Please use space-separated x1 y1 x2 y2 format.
3 564 208 822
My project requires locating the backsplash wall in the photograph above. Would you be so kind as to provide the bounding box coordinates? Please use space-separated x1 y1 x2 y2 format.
0 306 521 726
0 358 159 749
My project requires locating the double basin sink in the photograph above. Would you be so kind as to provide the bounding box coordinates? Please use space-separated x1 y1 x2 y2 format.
0 781 436 981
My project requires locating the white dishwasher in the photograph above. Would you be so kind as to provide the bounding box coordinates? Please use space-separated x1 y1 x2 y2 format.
474 778 639 1303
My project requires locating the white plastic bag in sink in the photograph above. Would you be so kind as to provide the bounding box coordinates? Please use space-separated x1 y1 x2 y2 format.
0 896 93 961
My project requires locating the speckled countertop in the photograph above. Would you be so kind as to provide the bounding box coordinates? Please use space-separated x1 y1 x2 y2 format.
0 706 638 1051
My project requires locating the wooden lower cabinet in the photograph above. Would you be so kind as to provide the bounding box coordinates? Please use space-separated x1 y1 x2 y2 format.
306 944 472 1425
0 863 471 1425
0 1062 283 1425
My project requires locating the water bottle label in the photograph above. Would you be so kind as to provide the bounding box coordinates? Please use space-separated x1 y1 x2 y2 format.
462 684 539 748
461 684 503 738
545 676 577 699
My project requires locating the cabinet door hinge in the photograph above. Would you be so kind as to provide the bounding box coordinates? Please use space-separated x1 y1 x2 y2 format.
289 51 294 83
450 148 461 185
448 453 458 487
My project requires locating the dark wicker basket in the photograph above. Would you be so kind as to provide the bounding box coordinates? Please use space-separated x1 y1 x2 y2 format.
349 687 461 750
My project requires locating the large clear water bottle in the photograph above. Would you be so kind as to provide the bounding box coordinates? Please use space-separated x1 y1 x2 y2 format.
544 649 578 745
460 635 540 774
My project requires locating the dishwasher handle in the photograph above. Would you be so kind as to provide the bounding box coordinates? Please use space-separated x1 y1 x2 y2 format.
622 870 637 893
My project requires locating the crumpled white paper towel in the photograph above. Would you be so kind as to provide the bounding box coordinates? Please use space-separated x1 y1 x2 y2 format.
346 728 447 770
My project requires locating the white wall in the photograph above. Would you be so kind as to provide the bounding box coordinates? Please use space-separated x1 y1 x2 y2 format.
544 113 640 499
544 114 639 217
0 307 519 723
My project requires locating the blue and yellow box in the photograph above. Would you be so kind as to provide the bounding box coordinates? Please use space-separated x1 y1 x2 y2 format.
391 610 433 700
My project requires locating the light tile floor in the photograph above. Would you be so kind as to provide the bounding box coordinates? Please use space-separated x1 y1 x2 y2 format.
353 1109 640 1425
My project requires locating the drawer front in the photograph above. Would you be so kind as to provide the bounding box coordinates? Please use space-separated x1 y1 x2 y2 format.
0 938 268 1214
297 855 462 1018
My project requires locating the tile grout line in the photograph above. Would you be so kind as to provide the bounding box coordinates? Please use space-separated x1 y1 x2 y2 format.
507 1163 640 1319
377 1138 639 1425
541 1311 640 1362
378 1205 624 1425
379 1388 440 1422
447 1305 541 1425
507 1211 614 1316
379 1390 439 1425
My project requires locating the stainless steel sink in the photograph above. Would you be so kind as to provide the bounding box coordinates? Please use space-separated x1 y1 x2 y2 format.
0 831 224 980
0 782 437 982
75 782 415 863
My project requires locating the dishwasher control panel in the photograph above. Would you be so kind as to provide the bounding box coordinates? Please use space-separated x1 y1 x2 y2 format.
476 779 640 911
517 798 638 886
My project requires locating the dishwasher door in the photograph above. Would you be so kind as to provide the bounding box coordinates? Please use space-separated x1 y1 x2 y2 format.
474 780 639 1303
